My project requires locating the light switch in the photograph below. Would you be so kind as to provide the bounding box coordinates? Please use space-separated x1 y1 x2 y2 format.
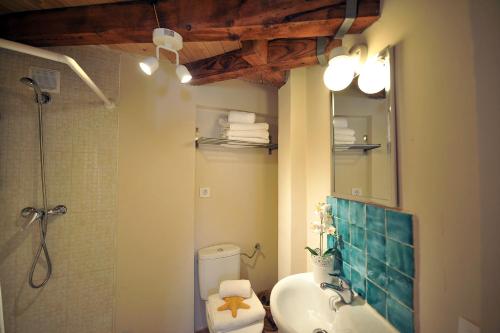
458 317 480 333
199 187 210 198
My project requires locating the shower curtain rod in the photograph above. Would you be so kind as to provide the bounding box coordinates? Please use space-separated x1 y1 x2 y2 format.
0 38 115 109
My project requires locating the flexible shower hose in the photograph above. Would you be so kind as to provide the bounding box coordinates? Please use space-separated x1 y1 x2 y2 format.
28 94 52 289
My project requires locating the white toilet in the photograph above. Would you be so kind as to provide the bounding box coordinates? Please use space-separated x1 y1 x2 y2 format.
198 244 265 333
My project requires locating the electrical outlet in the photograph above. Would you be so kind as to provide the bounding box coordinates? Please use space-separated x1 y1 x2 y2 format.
199 187 210 198
351 188 362 196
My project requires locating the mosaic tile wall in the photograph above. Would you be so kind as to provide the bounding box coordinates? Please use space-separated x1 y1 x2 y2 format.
326 196 415 333
0 46 119 333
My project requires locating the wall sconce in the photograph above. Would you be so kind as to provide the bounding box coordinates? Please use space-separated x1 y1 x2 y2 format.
138 2 192 83
357 56 389 94
323 44 388 95
323 45 367 91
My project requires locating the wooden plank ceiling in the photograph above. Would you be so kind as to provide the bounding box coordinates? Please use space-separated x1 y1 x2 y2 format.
0 0 380 87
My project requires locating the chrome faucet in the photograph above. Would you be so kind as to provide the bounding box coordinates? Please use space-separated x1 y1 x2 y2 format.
320 276 353 304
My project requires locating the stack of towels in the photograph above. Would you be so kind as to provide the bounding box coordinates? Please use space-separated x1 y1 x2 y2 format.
219 111 270 144
207 279 265 332
334 117 356 144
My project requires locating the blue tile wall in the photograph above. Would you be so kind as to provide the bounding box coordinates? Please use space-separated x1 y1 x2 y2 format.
327 196 415 333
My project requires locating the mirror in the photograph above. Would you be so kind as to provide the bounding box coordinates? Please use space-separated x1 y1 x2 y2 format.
331 47 398 207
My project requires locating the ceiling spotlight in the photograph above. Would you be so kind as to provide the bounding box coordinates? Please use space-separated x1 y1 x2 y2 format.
138 2 191 83
323 45 367 91
139 56 159 75
176 65 192 83
358 57 388 94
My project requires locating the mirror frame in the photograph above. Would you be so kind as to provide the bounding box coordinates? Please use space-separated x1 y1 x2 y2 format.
330 46 399 207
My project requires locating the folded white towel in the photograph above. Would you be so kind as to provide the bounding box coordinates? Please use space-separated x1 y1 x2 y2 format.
219 118 269 131
333 117 348 128
228 136 270 144
228 111 256 124
335 134 356 142
219 280 252 299
207 290 265 332
335 140 356 145
334 128 355 136
224 129 269 139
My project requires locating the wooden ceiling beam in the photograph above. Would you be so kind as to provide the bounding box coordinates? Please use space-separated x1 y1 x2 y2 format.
187 38 341 86
242 70 288 88
0 0 380 46
241 40 268 66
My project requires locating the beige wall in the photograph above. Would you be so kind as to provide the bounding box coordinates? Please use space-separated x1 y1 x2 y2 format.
469 1 500 332
278 69 307 277
278 66 332 275
193 80 278 330
278 0 500 331
0 46 119 333
304 67 333 271
117 55 278 332
356 0 481 331
116 53 196 333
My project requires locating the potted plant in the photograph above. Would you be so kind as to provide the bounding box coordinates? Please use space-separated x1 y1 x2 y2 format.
305 202 338 283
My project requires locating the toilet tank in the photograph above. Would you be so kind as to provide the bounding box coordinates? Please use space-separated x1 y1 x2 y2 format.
198 244 240 300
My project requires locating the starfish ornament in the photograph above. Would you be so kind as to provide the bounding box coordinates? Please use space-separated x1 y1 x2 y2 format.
217 296 251 318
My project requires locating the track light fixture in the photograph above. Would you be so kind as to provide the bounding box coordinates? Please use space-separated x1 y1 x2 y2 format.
139 1 191 83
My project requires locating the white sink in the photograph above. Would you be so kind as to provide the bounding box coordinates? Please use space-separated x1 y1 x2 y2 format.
270 273 397 333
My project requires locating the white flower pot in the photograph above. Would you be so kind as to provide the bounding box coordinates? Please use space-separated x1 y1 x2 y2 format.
311 254 334 284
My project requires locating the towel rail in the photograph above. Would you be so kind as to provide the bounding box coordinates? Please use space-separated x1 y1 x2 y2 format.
196 137 278 155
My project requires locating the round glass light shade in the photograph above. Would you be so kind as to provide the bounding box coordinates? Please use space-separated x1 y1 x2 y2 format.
323 55 355 91
176 65 192 83
358 59 387 94
139 56 159 75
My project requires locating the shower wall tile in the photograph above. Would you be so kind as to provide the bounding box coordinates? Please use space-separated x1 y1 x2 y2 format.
327 196 415 333
0 46 119 333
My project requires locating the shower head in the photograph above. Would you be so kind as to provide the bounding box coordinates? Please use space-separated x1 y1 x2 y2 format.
20 77 50 104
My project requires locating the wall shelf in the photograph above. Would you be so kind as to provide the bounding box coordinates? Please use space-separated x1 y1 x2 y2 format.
334 143 381 152
195 137 278 155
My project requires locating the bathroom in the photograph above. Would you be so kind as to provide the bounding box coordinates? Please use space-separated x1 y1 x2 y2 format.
0 0 498 333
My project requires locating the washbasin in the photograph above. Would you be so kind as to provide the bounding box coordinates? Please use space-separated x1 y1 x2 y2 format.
270 273 397 333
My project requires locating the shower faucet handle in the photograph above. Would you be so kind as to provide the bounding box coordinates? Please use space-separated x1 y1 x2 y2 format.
47 205 67 216
20 207 44 230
